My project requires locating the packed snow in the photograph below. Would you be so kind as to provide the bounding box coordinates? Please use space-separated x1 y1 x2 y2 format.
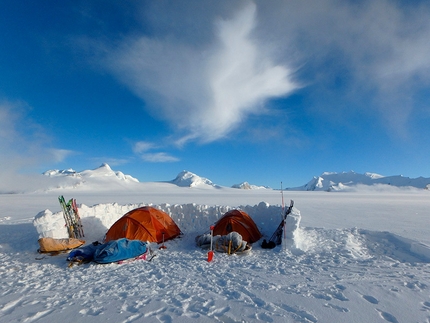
1 165 430 322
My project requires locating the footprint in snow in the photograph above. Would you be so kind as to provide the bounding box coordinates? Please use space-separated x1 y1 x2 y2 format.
256 312 274 322
376 309 399 323
157 314 173 323
120 313 143 323
324 303 349 313
422 301 430 310
0 297 24 315
278 303 318 323
362 295 379 304
22 309 54 323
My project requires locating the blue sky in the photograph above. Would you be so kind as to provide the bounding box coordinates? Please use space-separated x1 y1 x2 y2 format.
1 0 430 189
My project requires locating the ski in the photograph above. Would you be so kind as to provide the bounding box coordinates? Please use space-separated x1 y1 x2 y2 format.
59 195 75 238
71 198 85 238
261 199 294 249
58 195 84 239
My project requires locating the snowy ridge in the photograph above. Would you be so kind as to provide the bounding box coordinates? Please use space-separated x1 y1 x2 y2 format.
291 170 430 191
231 181 270 190
40 163 139 191
44 163 138 182
39 165 430 192
169 170 220 188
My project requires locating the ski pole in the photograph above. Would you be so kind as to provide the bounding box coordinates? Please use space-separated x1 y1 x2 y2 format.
159 232 167 249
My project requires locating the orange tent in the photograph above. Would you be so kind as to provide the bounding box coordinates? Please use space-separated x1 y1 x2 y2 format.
105 206 181 244
213 210 262 244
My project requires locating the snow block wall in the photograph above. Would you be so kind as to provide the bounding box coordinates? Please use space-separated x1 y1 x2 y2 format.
33 201 302 247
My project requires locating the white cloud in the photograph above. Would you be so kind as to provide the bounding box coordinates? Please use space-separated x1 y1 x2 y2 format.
132 140 179 163
133 141 156 154
100 0 430 142
104 2 298 144
141 152 179 163
255 0 430 136
49 149 74 163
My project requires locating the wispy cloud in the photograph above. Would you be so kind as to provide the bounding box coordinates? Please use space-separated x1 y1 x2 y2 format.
256 0 430 137
0 102 66 169
132 140 179 163
49 149 74 163
99 0 430 142
140 152 179 163
104 2 298 145
132 141 156 154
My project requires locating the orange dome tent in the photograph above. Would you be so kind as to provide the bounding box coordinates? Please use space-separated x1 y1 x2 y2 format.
213 210 262 244
105 206 181 244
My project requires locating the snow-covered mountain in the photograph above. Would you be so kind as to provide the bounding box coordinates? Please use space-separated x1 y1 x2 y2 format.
41 163 139 191
44 163 139 182
169 170 220 188
38 166 430 192
290 171 430 191
39 166 264 191
231 181 270 190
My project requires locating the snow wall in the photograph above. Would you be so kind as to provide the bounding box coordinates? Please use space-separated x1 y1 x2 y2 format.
33 201 301 248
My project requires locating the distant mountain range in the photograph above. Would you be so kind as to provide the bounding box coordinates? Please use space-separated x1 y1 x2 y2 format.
171 171 269 189
39 164 430 192
289 171 430 191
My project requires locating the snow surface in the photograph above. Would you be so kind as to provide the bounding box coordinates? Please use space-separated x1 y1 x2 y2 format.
1 166 430 322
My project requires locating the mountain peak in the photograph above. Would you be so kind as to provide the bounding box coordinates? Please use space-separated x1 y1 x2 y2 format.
171 170 216 187
40 164 139 191
99 163 112 170
232 181 270 190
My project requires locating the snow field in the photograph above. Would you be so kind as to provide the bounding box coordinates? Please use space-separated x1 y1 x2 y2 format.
1 193 430 323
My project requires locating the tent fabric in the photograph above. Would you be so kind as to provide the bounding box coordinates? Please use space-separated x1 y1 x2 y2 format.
213 210 262 244
105 206 181 243
93 238 148 264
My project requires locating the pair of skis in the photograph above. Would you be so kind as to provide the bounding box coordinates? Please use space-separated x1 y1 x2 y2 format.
261 197 294 249
59 195 85 239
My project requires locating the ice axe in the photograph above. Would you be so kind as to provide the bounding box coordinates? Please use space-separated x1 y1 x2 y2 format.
207 225 214 262
159 232 167 249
